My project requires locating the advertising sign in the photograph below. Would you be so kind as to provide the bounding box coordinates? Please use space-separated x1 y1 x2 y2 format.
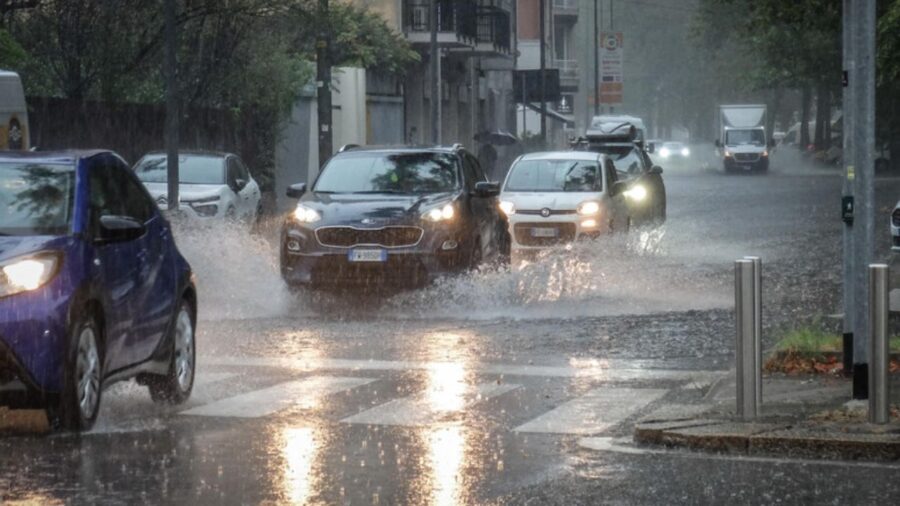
599 31 623 105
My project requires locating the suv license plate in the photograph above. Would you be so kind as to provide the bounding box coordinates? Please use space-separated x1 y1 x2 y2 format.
531 227 559 238
348 249 387 262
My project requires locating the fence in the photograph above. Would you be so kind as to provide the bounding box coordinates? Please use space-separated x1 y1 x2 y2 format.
26 97 274 187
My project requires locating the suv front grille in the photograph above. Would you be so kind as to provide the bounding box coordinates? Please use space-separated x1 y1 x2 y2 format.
514 223 576 246
315 226 424 248
734 153 759 162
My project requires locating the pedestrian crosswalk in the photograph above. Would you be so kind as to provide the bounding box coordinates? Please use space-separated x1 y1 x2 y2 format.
176 356 723 436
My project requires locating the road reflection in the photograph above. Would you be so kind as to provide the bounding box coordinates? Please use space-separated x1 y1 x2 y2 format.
428 424 466 506
280 426 320 505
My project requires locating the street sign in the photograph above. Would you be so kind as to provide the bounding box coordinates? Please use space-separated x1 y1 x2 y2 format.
513 69 561 104
599 31 624 104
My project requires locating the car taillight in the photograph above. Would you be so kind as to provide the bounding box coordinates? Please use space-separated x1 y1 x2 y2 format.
892 208 900 227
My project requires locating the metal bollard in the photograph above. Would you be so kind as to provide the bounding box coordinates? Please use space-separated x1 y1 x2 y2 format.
868 264 890 424
735 258 762 420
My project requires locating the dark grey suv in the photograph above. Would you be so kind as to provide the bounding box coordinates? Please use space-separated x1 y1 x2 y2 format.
280 145 511 291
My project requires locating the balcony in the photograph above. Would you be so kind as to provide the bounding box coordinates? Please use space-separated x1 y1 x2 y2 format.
403 0 478 48
475 2 511 55
552 0 579 18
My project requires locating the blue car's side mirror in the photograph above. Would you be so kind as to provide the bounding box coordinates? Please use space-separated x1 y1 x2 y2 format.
97 215 146 243
286 183 307 199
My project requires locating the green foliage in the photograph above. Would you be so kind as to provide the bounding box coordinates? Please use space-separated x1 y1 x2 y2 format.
0 29 27 68
775 326 900 353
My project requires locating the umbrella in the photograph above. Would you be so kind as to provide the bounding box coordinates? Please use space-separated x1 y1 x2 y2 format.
474 130 518 146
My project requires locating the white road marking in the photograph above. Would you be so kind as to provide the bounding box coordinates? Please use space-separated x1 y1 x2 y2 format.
514 388 667 435
180 376 375 418
341 382 520 426
205 356 721 382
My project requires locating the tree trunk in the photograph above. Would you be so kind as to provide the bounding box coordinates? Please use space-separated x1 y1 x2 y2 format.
800 84 812 150
823 88 832 150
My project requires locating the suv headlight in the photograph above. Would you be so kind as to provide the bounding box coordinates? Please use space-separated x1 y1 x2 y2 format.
499 200 516 216
623 184 648 202
659 147 671 158
422 203 455 222
292 205 321 223
0 252 61 298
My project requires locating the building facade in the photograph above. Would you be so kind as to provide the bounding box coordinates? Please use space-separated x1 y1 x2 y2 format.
516 0 579 148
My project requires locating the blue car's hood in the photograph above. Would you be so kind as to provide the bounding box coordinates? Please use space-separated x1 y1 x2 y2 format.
0 235 72 263
298 192 458 226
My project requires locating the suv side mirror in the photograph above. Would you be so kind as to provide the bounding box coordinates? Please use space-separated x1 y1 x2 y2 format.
610 181 628 197
473 181 500 198
714 139 721 148
232 178 247 192
647 143 655 154
650 165 663 175
97 215 146 243
286 183 307 198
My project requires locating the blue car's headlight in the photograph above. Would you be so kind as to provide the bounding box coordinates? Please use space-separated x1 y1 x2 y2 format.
0 252 61 298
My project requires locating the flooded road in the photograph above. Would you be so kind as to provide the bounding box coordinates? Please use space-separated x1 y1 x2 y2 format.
3 166 900 504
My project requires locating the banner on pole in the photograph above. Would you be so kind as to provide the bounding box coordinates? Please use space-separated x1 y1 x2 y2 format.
599 31 624 105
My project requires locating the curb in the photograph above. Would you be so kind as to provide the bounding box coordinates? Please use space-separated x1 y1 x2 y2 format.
634 418 900 461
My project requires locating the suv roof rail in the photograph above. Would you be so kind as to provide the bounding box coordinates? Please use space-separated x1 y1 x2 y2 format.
338 144 359 153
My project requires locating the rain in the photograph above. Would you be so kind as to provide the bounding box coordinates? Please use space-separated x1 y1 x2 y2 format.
2 1 900 505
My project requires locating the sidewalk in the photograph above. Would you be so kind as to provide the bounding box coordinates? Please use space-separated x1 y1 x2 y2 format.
633 373 900 461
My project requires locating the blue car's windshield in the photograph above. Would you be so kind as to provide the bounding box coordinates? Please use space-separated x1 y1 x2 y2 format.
314 152 460 194
0 162 75 236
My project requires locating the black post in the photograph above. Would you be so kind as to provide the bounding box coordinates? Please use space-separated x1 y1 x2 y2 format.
316 0 333 168
430 0 441 143
539 0 546 146
593 0 599 115
163 0 179 211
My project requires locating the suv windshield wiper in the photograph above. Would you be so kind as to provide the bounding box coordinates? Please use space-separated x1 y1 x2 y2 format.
351 190 408 194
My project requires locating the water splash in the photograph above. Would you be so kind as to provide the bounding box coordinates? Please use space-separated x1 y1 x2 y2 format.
170 219 292 321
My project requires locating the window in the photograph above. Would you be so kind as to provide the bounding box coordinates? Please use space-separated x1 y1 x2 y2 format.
134 154 225 185
90 158 154 234
314 152 460 194
505 159 603 192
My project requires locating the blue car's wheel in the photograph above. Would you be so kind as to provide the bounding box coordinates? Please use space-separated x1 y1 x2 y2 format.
54 315 103 431
148 300 195 404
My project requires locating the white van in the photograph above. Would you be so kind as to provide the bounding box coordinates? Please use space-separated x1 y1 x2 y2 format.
0 70 29 150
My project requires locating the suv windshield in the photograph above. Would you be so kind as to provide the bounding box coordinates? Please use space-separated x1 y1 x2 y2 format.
0 162 75 236
505 159 602 192
134 154 225 185
725 129 765 146
314 152 459 194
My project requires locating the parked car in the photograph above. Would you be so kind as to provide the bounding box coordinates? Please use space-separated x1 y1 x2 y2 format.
134 150 261 223
573 123 666 225
280 144 510 291
499 151 631 253
0 70 29 151
0 150 197 431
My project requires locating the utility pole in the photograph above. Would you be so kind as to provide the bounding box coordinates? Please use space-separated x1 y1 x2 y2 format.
430 0 441 144
316 0 333 168
608 0 613 114
539 0 547 146
593 0 600 116
163 0 179 212
847 0 877 398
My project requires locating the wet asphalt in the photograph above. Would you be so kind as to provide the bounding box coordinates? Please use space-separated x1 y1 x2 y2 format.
3 156 900 505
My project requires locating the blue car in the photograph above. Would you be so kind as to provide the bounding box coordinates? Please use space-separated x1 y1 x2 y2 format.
0 150 197 431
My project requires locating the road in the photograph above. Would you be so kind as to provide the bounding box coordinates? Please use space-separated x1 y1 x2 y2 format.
3 157 900 505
